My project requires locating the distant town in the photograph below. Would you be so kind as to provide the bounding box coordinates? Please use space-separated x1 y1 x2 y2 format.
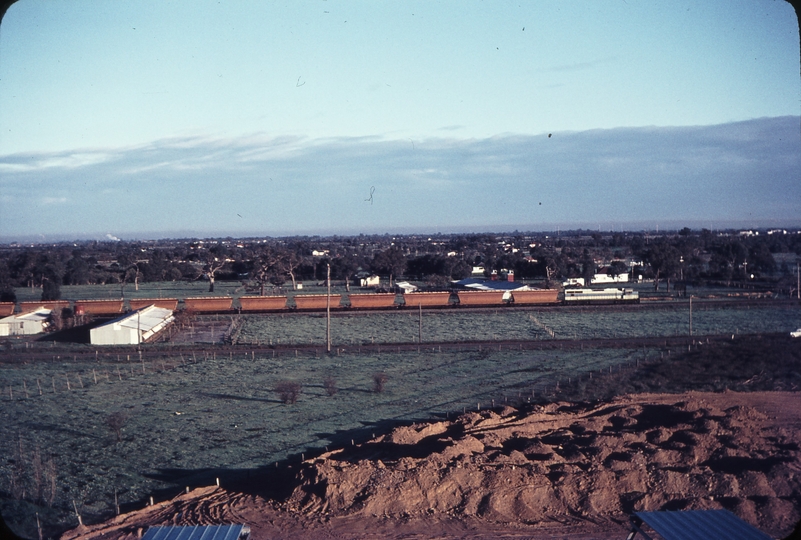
1 228 799 308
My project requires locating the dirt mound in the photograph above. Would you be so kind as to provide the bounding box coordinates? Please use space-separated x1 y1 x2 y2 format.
286 392 800 538
61 391 801 540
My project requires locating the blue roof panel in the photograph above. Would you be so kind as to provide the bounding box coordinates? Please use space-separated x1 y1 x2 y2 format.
142 525 247 540
635 510 771 540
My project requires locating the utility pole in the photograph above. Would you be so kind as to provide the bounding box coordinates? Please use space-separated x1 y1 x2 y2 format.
689 295 693 337
418 303 422 343
797 263 800 300
326 263 331 353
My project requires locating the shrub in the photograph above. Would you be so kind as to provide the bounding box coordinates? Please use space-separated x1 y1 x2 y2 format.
372 372 388 393
323 376 337 396
107 411 128 442
275 381 301 404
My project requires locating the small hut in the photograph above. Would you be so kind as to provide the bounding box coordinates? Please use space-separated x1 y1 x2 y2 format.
0 308 51 336
89 305 174 345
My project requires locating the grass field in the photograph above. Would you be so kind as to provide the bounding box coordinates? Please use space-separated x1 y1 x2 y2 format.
12 281 246 303
12 282 359 304
234 304 801 345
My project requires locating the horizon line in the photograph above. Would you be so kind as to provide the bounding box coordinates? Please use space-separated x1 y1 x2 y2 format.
2 218 800 244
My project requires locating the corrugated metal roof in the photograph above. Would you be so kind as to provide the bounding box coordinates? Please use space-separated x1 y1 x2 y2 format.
142 524 248 540
634 510 772 540
453 278 530 291
0 307 51 323
98 305 173 330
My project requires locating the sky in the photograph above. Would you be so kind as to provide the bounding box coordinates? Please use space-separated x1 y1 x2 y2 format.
0 0 799 240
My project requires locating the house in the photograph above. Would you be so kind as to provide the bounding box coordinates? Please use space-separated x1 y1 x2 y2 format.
0 308 51 336
360 275 380 287
394 281 418 293
592 267 629 284
89 305 174 345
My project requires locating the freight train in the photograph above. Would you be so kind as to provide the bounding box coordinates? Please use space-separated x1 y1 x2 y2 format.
0 287 638 317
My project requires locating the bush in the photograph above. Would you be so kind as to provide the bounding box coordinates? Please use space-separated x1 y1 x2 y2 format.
323 376 337 396
275 381 301 404
372 372 388 393
107 411 128 442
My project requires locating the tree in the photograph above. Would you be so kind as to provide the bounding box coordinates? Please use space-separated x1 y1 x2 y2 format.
0 260 16 302
330 254 360 291
372 372 388 393
449 259 472 280
41 269 62 301
141 250 169 282
250 246 307 293
0 287 16 303
640 242 682 291
608 260 628 279
121 263 141 297
748 240 776 274
64 254 91 285
252 248 283 295
580 250 596 286
709 239 748 286
323 376 337 396
203 256 226 293
372 247 406 286
279 250 303 290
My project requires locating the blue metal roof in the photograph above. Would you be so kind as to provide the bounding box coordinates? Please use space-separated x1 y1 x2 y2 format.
142 525 249 540
634 510 771 540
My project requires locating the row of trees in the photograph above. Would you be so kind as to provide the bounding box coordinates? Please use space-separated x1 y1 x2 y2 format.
0 229 798 301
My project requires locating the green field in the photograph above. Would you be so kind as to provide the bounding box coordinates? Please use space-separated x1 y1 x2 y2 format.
12 282 359 304
12 281 246 303
235 304 801 346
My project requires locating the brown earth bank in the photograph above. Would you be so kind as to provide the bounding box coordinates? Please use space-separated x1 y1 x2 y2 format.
59 390 800 540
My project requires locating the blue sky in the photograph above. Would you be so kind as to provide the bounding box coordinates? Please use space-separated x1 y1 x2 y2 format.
0 1 799 239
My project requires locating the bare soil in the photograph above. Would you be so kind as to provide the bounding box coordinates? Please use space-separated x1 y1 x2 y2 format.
59 391 800 539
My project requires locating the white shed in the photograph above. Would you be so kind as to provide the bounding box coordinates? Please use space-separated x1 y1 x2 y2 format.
360 275 380 287
90 305 174 346
0 308 51 336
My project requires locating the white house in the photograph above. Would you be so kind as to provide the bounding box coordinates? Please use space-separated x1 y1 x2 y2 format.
360 275 380 287
591 272 629 284
0 308 51 336
395 281 418 293
90 305 174 346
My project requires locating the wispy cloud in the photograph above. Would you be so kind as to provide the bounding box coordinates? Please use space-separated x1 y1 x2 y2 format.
41 197 68 205
0 150 115 173
0 117 798 238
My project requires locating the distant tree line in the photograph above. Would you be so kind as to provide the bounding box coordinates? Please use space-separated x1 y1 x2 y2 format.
0 228 798 302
